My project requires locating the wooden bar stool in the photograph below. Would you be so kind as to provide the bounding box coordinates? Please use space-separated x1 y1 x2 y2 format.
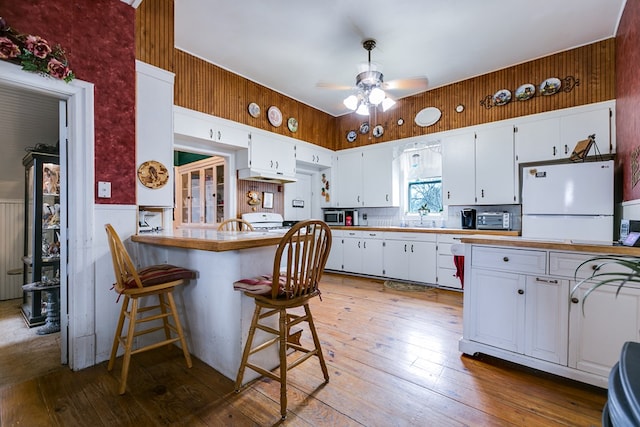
104 224 196 395
233 220 331 419
217 218 254 231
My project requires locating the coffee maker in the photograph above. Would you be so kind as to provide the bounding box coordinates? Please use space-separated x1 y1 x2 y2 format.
461 208 476 229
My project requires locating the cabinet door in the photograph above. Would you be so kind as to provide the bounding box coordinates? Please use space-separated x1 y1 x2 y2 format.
342 235 362 273
467 269 525 353
337 151 363 207
215 122 249 148
560 107 611 157
569 284 640 377
249 133 295 176
296 143 333 168
442 132 475 205
515 117 561 164
475 125 515 204
384 240 410 280
524 276 569 364
326 236 343 270
363 145 397 207
408 241 437 284
361 237 385 276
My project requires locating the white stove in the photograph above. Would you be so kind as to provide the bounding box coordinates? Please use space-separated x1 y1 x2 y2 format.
242 212 289 232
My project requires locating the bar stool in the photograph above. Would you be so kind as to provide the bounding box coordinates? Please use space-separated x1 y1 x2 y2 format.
104 224 196 395
217 218 254 231
233 220 331 419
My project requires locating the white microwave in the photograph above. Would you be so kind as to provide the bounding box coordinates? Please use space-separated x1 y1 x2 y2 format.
323 210 345 226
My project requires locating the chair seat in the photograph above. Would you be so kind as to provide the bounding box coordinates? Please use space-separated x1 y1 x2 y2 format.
125 264 197 289
233 274 286 296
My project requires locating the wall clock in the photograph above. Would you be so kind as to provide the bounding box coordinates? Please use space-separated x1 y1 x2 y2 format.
137 160 169 189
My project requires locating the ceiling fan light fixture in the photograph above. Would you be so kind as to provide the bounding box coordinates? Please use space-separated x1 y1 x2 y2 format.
369 87 385 105
343 94 359 111
356 103 370 116
382 97 396 112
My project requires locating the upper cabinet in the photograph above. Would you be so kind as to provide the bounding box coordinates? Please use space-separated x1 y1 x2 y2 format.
442 131 476 206
236 131 297 181
335 144 398 208
515 101 614 164
174 106 250 149
295 142 333 169
136 61 175 207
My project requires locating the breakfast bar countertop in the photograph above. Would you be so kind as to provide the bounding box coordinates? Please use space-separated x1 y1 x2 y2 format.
131 228 284 252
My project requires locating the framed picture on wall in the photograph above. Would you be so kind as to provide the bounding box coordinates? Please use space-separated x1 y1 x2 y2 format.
263 192 273 209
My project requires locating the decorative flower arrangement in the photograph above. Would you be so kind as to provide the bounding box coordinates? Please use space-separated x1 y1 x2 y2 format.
0 17 74 82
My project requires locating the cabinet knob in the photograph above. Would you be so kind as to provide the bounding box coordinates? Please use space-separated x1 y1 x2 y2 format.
217 131 221 140
571 297 579 304
411 244 414 253
447 191 450 199
481 189 485 198
503 256 509 262
518 289 524 295
209 129 213 139
564 144 569 154
553 146 557 156
404 244 407 252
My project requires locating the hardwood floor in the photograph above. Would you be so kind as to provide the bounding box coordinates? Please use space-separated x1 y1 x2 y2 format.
0 273 606 426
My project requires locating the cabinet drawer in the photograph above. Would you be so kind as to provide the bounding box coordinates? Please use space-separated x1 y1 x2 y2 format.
549 251 632 279
386 231 436 242
472 246 546 274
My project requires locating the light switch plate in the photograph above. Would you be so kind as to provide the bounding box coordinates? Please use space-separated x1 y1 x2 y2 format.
98 181 111 198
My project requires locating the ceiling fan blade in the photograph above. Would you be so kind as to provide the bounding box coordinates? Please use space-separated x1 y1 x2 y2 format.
382 77 429 91
316 81 354 91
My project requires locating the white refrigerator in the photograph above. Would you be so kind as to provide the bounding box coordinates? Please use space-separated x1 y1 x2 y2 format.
521 160 614 243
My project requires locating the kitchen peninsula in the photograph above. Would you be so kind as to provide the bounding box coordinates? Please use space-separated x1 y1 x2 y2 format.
131 229 287 382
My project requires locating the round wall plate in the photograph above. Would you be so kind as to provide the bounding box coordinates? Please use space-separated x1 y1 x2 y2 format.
455 104 465 113
267 106 282 127
415 107 442 127
346 130 357 142
373 124 384 138
137 160 169 189
248 102 260 118
287 117 298 132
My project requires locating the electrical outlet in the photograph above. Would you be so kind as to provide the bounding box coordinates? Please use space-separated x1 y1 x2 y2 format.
98 181 111 198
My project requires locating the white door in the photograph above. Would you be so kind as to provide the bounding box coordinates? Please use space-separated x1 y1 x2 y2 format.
363 145 396 207
361 235 384 276
515 117 561 163
442 132 475 205
336 150 363 207
284 173 312 220
475 125 515 205
408 241 437 284
384 239 410 280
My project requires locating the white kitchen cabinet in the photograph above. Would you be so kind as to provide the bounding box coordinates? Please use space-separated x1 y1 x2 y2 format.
560 106 612 156
239 132 296 178
325 229 343 271
136 61 175 207
475 125 516 204
173 106 249 149
383 232 437 284
442 131 475 206
295 142 333 169
436 234 462 289
466 246 568 364
215 122 249 147
569 284 640 377
514 117 561 163
335 144 398 208
341 230 384 276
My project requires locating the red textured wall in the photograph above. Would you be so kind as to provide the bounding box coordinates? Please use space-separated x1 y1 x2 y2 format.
2 0 136 205
616 1 640 202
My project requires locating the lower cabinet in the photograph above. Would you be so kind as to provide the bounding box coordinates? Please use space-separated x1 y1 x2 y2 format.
325 230 343 271
462 244 640 388
341 230 384 277
436 234 463 289
383 232 436 284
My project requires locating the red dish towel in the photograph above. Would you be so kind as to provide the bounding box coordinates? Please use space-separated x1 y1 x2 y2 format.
453 255 464 289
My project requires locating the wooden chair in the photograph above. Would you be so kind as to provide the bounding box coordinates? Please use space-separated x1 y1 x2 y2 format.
104 224 196 394
233 220 331 419
217 218 254 231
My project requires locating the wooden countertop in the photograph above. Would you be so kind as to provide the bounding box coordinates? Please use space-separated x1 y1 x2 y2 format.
459 235 640 256
132 229 284 252
331 226 520 236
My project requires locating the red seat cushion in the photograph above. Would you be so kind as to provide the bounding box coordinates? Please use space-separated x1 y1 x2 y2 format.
125 264 197 289
233 274 287 296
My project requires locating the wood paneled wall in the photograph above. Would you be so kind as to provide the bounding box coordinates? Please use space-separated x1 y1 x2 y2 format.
335 39 616 150
136 1 614 154
236 180 284 218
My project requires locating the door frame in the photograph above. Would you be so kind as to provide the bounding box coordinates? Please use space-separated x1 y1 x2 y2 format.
0 60 95 370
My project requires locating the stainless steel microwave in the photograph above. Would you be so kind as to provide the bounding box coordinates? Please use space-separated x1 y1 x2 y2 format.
323 210 345 226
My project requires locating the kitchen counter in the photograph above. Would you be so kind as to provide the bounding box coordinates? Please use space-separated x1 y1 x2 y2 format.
458 235 640 256
331 226 520 237
131 228 284 252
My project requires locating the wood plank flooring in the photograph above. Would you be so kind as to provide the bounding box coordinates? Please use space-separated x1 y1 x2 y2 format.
0 273 607 426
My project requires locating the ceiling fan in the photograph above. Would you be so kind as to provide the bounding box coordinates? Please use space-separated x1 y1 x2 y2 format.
318 39 429 115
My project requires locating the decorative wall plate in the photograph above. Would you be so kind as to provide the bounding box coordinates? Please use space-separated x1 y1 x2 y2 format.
373 124 384 138
346 130 357 142
287 117 298 132
540 77 561 95
359 122 370 134
493 89 512 106
248 102 261 118
415 107 442 127
515 83 535 101
267 106 282 127
137 160 169 189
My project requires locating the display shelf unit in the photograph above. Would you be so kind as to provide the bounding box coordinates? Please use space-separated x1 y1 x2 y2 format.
22 152 61 327
175 156 225 227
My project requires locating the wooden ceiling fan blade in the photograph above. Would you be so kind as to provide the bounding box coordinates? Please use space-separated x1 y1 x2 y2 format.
383 77 429 91
316 81 354 90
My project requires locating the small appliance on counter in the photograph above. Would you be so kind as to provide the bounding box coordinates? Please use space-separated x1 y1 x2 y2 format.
477 212 511 230
345 209 359 226
323 210 345 226
461 208 476 229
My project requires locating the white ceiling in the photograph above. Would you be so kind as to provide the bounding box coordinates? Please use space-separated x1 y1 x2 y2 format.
175 0 626 117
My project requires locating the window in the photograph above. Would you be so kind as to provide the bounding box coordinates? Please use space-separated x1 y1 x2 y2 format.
408 179 442 213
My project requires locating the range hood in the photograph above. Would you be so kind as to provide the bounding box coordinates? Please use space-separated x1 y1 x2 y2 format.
236 168 297 184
